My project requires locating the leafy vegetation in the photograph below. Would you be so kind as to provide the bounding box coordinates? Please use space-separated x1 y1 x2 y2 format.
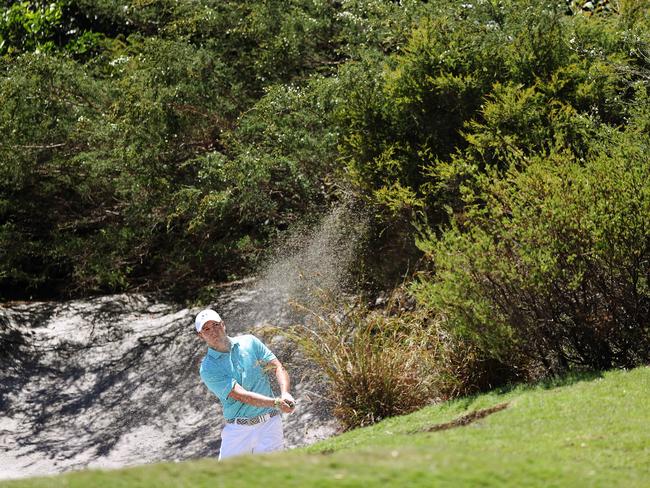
2 0 649 425
414 125 650 378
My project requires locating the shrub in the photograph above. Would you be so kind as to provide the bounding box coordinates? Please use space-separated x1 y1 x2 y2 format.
414 125 650 375
0 1 64 55
283 290 484 430
0 53 111 296
339 1 578 205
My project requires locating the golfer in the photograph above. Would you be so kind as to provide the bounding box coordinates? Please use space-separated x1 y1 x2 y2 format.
195 309 296 460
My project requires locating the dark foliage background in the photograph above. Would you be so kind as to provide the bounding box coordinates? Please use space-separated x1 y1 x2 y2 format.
2 0 649 408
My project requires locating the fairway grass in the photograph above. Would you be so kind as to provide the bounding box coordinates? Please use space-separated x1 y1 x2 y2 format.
3 367 649 487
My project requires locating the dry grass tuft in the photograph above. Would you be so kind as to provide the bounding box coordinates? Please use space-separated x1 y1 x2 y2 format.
283 289 479 430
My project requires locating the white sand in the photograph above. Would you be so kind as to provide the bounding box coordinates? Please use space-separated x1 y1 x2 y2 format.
0 289 337 481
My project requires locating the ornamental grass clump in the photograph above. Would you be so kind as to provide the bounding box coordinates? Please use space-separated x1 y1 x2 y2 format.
285 291 473 430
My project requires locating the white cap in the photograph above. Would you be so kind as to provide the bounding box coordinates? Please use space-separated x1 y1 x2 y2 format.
195 309 222 332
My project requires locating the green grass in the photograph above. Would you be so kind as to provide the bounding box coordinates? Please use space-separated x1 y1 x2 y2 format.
4 367 649 487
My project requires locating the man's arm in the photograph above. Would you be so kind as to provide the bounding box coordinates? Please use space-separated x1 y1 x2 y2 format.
247 336 296 412
269 359 290 395
227 383 281 409
227 362 295 413
227 384 294 413
269 358 296 411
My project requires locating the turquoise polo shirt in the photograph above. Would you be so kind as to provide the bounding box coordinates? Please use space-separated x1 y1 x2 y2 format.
199 334 277 420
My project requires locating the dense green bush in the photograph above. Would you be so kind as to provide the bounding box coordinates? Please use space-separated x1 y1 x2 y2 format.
0 53 108 294
338 0 644 213
328 0 650 292
2 0 650 318
0 0 426 298
414 119 650 375
1 1 66 55
0 39 243 295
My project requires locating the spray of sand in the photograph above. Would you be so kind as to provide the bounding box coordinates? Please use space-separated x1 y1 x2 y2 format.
251 204 369 325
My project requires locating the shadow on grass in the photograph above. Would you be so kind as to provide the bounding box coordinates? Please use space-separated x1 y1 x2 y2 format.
490 369 605 396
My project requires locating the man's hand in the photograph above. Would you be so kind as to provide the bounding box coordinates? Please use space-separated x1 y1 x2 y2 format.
279 392 296 413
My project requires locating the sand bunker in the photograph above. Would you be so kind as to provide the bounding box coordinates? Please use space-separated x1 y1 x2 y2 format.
0 287 337 480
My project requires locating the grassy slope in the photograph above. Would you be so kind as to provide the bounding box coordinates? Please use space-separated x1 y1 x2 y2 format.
4 367 649 488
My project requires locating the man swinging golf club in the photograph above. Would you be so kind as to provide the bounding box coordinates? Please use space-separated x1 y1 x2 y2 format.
195 309 296 460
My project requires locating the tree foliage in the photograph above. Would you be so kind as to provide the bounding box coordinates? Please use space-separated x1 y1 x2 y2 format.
2 0 650 424
2 1 650 329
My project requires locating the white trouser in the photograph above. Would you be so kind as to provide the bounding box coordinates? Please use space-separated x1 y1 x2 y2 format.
218 414 284 460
